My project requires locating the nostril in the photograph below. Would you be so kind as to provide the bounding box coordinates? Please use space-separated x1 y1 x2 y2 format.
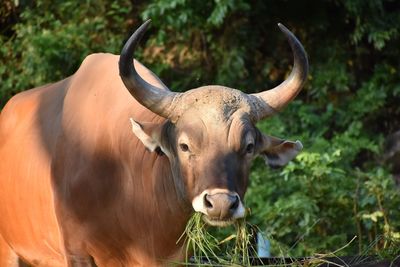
229 196 239 211
204 194 213 209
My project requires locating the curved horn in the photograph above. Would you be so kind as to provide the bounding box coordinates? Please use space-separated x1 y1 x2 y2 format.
252 23 308 119
119 20 178 118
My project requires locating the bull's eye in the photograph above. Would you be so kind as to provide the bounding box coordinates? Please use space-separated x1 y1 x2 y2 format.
246 143 255 154
179 143 189 152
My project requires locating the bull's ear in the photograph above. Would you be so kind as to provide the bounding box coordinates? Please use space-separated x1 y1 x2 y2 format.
129 118 166 154
259 134 303 167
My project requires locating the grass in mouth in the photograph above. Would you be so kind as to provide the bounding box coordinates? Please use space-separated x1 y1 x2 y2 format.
176 212 260 266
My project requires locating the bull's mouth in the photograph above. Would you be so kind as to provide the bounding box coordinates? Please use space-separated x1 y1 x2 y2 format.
202 215 236 227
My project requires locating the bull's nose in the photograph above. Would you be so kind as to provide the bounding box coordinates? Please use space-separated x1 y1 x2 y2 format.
204 193 239 220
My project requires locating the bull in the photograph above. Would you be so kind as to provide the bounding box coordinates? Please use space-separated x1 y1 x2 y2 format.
0 20 308 266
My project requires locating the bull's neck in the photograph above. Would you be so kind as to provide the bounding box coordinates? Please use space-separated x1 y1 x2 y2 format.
118 112 192 219
111 113 193 261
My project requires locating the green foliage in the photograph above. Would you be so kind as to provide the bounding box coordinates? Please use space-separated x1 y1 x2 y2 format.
1 0 400 260
342 0 399 50
140 0 252 90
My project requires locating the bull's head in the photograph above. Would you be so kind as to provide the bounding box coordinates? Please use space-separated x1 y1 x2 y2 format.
119 20 308 226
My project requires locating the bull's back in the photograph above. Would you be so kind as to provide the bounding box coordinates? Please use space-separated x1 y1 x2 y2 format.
0 79 70 265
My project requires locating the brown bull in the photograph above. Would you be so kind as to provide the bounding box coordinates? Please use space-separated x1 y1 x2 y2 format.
0 21 308 266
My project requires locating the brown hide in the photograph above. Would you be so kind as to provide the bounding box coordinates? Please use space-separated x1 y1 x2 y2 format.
0 54 190 266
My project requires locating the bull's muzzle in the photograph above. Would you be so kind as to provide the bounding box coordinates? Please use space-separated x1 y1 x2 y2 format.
192 189 245 226
204 193 239 220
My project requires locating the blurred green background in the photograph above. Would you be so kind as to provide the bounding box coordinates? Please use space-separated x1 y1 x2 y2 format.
1 0 399 257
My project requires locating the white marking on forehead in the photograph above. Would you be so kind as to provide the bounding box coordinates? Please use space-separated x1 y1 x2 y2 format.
192 188 245 219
